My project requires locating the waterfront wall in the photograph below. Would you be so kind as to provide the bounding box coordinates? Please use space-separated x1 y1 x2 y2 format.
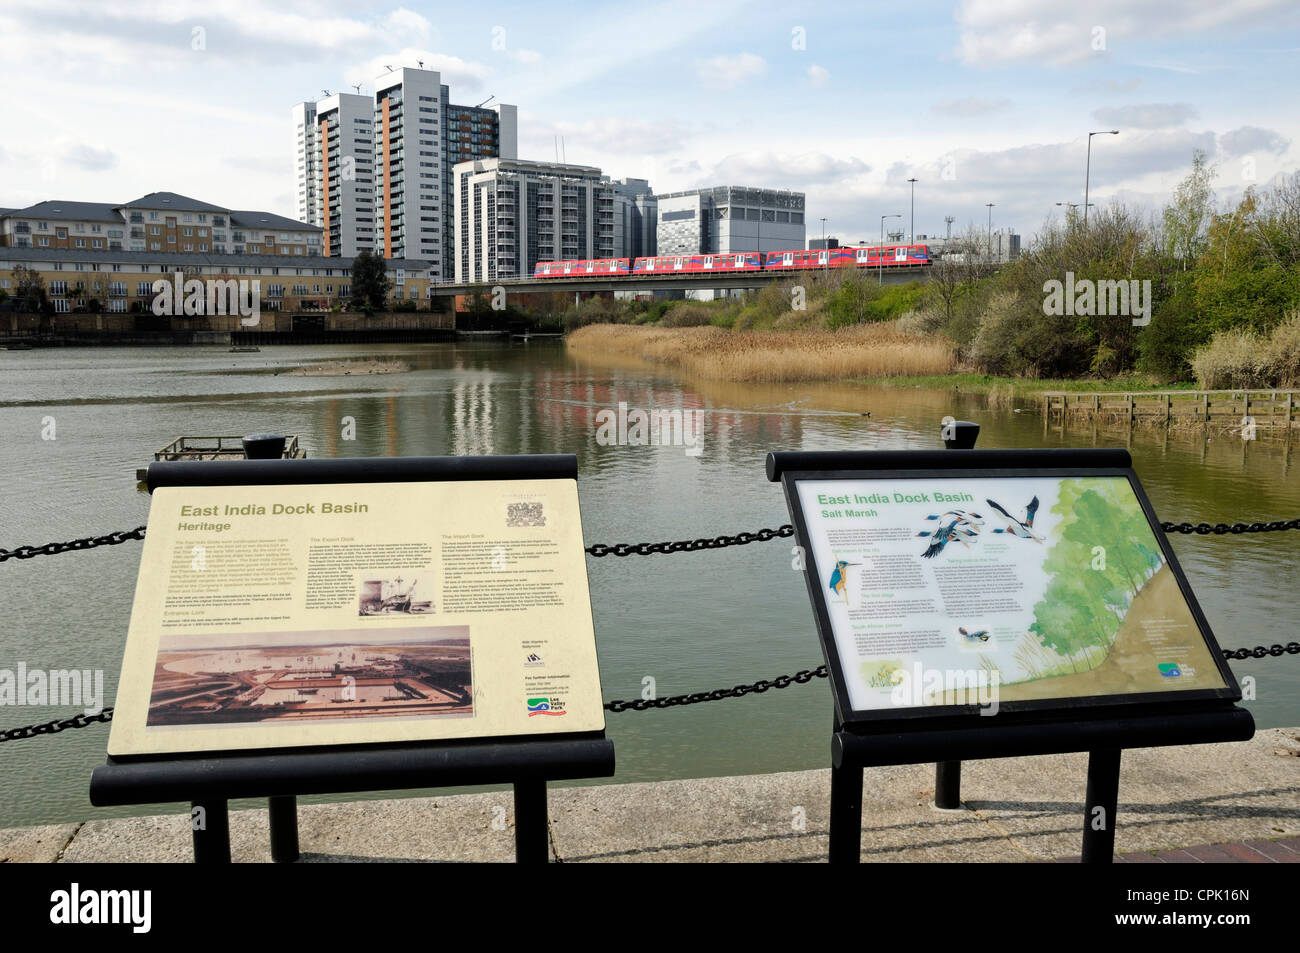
1 310 457 345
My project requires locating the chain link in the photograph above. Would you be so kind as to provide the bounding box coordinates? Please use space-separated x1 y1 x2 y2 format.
585 525 794 557
2 640 1297 738
0 707 114 743
0 526 146 562
1159 518 1300 536
603 665 828 712
1221 642 1300 660
0 517 1297 735
7 517 1300 563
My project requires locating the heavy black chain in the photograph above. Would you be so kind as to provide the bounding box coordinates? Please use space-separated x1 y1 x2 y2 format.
1221 642 1300 660
7 518 1300 563
0 708 114 743
585 525 794 557
1159 518 1300 535
0 526 146 562
3 639 1298 739
603 665 828 712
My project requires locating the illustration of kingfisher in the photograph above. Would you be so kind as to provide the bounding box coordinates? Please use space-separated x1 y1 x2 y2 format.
959 626 990 643
918 510 984 559
828 560 859 605
987 496 1043 542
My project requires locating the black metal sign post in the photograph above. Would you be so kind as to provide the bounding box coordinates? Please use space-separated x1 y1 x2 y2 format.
769 447 1253 864
90 454 614 863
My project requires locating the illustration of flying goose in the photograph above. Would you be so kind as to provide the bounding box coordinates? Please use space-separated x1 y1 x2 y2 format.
959 626 990 642
918 510 984 558
986 496 1043 542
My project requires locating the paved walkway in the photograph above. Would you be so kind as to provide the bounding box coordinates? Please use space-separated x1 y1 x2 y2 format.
2 726 1296 863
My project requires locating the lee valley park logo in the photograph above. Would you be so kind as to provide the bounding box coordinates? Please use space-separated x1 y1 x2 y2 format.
526 696 566 716
1042 271 1152 326
151 271 260 326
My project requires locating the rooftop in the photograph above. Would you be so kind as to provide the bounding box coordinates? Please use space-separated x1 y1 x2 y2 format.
230 210 321 233
4 200 123 223
116 191 231 213
0 245 431 271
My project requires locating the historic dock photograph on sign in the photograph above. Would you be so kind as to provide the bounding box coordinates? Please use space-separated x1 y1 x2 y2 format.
358 572 435 616
146 626 471 727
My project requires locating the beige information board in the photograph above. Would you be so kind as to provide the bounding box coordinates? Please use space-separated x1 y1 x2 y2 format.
108 479 605 756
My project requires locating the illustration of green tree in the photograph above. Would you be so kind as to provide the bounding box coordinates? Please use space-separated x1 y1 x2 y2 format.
1026 479 1164 674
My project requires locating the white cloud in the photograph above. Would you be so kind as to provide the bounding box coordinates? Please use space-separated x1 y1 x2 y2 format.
61 143 118 172
1092 103 1199 128
1219 125 1290 156
932 96 1012 116
806 65 830 87
381 8 433 45
508 49 544 65
344 51 493 93
697 53 767 87
524 118 692 158
954 0 1295 66
708 151 870 189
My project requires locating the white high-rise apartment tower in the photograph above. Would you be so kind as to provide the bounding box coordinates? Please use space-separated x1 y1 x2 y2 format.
292 93 375 258
294 68 517 277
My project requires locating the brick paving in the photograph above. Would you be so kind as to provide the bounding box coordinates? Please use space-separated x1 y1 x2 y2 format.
1055 836 1299 863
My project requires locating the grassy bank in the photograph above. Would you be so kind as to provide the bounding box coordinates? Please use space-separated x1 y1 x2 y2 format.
849 372 1200 395
566 323 957 383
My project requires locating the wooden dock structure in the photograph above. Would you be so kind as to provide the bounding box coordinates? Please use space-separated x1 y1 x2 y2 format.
1042 390 1298 432
135 435 306 481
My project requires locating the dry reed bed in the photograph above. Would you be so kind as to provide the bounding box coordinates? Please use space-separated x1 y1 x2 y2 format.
566 323 956 382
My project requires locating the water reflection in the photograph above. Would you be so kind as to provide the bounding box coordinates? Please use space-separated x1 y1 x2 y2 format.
0 341 1296 830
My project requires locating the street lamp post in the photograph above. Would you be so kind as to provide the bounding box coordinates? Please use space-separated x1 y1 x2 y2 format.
907 177 918 245
820 217 828 271
880 213 900 285
1056 202 1093 229
1084 130 1119 229
985 203 995 261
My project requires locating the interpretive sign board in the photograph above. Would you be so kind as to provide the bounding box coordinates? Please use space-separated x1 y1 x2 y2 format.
771 449 1241 727
109 472 604 757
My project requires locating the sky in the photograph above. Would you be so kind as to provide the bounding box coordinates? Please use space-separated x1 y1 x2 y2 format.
1 0 1298 245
